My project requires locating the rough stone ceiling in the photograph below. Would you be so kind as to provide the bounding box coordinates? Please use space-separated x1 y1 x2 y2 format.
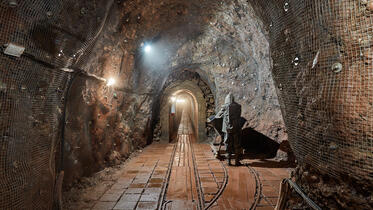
108 0 284 140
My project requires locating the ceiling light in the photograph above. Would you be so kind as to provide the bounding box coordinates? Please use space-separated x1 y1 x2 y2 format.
107 78 116 86
144 44 151 53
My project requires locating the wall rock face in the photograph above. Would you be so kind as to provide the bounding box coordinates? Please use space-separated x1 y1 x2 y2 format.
286 165 373 209
63 4 153 186
169 0 287 144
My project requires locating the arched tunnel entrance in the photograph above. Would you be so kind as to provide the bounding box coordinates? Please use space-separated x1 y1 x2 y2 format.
168 90 198 143
159 78 208 143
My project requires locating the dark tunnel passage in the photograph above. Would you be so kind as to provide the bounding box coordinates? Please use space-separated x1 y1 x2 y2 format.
0 0 372 210
168 90 198 143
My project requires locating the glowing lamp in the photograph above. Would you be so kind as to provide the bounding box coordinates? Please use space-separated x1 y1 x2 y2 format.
107 78 116 86
144 44 151 53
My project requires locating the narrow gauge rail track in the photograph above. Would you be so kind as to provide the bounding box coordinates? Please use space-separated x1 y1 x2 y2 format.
160 140 229 210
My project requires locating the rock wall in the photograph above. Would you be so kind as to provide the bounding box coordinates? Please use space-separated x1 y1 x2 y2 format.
63 3 153 186
286 165 373 209
169 0 287 143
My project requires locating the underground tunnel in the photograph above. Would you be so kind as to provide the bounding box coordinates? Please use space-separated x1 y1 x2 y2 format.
0 0 372 210
163 90 199 143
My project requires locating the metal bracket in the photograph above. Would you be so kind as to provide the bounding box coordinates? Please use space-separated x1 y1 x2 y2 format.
3 43 25 57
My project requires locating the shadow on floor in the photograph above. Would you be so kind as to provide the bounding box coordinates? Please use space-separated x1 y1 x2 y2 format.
244 159 296 168
241 127 279 159
240 128 296 168
211 124 296 168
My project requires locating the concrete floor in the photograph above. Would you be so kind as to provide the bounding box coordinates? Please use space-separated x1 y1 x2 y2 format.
68 110 292 210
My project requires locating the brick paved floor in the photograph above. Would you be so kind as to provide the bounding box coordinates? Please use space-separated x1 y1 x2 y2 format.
66 110 293 209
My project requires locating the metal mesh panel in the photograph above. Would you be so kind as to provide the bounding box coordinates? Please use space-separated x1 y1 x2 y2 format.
252 0 373 180
0 0 113 209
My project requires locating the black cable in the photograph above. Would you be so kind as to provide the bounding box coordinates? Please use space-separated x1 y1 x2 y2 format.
59 72 79 171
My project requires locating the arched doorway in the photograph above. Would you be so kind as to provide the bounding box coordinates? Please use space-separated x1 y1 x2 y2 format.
160 80 207 143
168 90 198 143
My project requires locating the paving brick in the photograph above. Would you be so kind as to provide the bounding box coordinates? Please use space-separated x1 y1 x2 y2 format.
262 187 279 197
256 206 275 210
148 178 163 184
92 201 116 210
125 188 144 194
147 183 163 188
201 181 218 188
113 201 137 210
143 188 162 195
139 193 160 202
133 178 149 184
136 201 158 210
119 193 141 202
203 186 219 195
100 192 123 202
129 183 146 188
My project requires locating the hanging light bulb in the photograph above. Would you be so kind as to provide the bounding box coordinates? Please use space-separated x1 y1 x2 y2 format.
107 78 116 86
176 98 186 103
144 44 152 53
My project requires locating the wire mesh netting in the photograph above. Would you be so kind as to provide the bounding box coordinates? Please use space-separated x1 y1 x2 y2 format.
252 0 372 181
0 0 113 209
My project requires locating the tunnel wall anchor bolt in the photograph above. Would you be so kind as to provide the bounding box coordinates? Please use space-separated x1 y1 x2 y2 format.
284 2 289 12
278 83 283 91
3 43 25 57
8 0 17 7
332 62 343 73
46 11 53 18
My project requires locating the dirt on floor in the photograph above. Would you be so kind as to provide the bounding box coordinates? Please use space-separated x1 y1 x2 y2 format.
63 150 144 209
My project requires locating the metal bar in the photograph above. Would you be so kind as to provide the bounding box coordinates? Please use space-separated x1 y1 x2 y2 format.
285 179 322 210
159 144 177 210
205 145 229 210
